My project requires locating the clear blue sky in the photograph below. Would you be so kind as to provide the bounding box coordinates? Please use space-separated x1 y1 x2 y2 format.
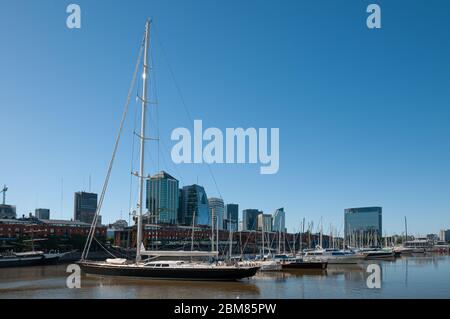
1 0 449 236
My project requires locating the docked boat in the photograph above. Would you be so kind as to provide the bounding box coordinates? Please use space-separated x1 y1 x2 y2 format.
362 248 396 260
281 260 328 270
302 246 365 265
239 259 282 272
270 253 328 270
0 250 63 268
402 239 433 253
80 259 259 281
393 246 414 256
77 20 259 281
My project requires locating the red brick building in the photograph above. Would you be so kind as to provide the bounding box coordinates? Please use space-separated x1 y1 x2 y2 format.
0 218 106 245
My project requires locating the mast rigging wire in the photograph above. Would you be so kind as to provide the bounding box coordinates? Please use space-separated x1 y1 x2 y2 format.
152 24 224 202
81 33 145 261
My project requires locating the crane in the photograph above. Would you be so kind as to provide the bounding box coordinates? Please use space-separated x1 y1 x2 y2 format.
1 185 7 205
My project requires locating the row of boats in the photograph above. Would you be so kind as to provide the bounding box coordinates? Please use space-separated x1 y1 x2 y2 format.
0 250 65 268
239 245 416 272
76 243 427 280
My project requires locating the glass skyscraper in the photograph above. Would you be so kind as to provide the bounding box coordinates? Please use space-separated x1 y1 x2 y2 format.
242 209 260 231
344 207 382 246
225 203 239 231
180 184 209 226
74 191 98 225
208 197 224 230
272 207 286 233
145 171 179 224
35 208 50 220
257 213 273 232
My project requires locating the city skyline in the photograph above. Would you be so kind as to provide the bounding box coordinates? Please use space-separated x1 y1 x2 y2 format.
1 1 450 235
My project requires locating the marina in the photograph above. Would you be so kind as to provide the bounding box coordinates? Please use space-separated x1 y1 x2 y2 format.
1 2 450 304
1 254 450 299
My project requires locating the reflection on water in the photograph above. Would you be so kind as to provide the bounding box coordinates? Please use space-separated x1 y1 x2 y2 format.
1 255 450 299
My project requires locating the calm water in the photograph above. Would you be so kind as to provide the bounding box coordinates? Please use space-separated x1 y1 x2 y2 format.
1 255 449 299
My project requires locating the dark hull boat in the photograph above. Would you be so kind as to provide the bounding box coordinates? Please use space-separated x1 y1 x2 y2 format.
282 261 328 270
364 251 396 260
78 261 259 281
0 253 61 268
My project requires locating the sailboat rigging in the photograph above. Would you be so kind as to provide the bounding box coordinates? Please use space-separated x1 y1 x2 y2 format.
78 20 259 280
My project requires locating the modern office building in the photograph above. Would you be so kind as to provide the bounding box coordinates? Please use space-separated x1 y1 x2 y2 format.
35 208 50 220
225 203 239 231
145 171 179 224
208 197 225 230
242 209 260 231
440 229 450 242
257 213 273 232
0 204 16 219
272 207 286 233
74 191 98 225
179 184 209 226
344 207 382 245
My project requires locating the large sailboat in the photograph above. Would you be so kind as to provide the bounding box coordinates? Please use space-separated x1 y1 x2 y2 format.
77 20 259 281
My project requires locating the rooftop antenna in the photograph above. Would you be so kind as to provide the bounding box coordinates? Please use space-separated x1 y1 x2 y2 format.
1 185 8 205
60 178 64 219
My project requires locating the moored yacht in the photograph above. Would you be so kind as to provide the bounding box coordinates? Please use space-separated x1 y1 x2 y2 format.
77 20 259 281
80 259 259 281
0 250 63 268
239 259 282 272
362 248 396 260
302 246 365 264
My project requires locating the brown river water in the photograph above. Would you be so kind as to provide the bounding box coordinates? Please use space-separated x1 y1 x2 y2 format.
1 255 449 298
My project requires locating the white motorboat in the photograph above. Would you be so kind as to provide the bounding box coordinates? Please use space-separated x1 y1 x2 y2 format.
302 246 365 264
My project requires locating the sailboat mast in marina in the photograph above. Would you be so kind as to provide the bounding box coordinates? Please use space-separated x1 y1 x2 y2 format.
135 18 150 264
77 20 259 281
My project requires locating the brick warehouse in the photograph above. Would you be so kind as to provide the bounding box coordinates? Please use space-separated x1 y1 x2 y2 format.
114 224 332 255
0 217 107 252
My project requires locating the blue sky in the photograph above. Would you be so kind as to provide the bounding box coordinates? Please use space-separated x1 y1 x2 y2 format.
0 0 449 236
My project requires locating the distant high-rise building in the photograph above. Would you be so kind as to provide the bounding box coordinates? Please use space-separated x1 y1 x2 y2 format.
74 192 98 225
180 185 209 226
257 213 272 232
272 207 286 233
208 197 225 230
242 209 260 231
344 207 382 245
35 208 50 220
225 204 239 232
0 204 16 219
440 229 450 242
145 171 179 224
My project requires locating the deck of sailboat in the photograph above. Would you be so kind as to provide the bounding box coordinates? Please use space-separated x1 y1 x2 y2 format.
77 260 260 281
79 260 256 269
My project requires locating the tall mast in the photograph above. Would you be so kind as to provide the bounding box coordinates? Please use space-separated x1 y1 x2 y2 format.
261 219 265 257
136 20 151 263
229 218 232 259
404 216 408 244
